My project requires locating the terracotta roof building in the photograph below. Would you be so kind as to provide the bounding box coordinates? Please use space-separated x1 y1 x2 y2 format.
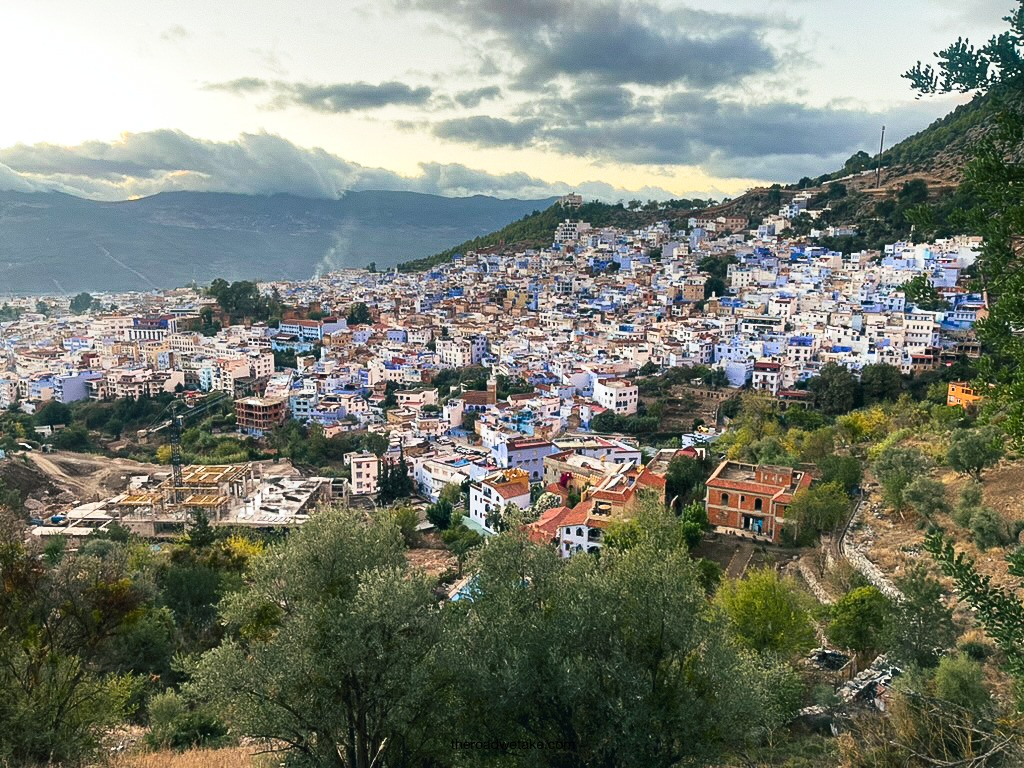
704 460 814 543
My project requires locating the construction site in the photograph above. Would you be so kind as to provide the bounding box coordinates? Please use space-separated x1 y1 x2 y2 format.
11 451 338 540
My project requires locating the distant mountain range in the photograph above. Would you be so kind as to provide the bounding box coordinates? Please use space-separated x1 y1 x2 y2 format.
0 189 556 294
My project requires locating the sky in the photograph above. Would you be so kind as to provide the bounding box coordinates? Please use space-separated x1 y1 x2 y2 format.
0 0 1010 202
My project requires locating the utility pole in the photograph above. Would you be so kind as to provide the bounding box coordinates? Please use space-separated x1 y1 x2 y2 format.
875 125 886 188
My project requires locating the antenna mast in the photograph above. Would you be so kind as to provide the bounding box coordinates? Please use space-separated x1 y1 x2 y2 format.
875 125 886 188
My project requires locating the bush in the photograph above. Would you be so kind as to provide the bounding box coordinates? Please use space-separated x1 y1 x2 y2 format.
389 505 420 547
969 506 1009 550
947 426 1004 480
827 586 892 655
146 689 231 751
957 631 995 662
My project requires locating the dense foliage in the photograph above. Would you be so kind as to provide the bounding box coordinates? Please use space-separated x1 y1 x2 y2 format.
191 502 804 768
206 279 284 324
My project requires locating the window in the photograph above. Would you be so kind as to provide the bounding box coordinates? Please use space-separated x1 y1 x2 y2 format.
721 492 730 505
576 527 583 536
754 498 763 512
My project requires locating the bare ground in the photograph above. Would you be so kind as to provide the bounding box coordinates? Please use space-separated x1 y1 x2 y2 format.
853 459 1024 620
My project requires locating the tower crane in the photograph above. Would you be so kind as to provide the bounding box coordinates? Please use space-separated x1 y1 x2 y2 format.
147 392 229 503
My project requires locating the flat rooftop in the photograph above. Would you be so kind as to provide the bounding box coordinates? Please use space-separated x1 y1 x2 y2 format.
180 464 251 485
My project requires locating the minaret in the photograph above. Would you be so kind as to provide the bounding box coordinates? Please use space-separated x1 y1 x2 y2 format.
486 366 497 405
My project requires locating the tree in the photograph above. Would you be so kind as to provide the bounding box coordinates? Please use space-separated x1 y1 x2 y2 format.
426 498 453 530
704 276 727 299
448 524 798 765
664 455 711 509
69 291 94 313
440 518 483 575
787 481 849 545
390 505 420 547
873 445 930 512
34 399 72 427
808 362 860 415
346 301 372 325
716 568 817 657
860 363 903 404
968 505 1010 550
884 565 957 669
827 586 892 656
191 506 445 768
947 426 1005 480
0 511 144 765
900 274 947 311
903 476 948 522
819 454 862 495
376 451 414 506
678 500 710 548
186 510 217 549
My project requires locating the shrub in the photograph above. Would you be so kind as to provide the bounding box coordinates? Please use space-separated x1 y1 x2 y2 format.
969 506 1009 550
146 689 231 751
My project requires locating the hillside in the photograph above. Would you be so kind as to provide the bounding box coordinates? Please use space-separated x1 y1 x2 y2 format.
397 94 1011 273
396 198 712 272
0 190 555 294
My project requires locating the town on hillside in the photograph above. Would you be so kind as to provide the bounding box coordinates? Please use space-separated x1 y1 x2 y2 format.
0 196 985 544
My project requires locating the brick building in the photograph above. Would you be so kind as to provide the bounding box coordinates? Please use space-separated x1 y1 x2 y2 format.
235 396 288 437
704 460 814 543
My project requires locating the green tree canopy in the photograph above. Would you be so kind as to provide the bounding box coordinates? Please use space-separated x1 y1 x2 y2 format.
346 301 372 325
884 565 957 669
808 362 860 416
69 291 94 314
903 476 949 522
0 512 145 765
947 426 1005 480
873 445 931 512
192 506 443 768
716 567 817 657
860 363 904 404
827 586 892 655
787 481 849 545
901 274 947 311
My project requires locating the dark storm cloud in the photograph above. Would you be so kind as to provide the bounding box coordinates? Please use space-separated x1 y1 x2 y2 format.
280 81 433 112
432 116 544 148
0 131 679 201
454 86 502 108
395 0 783 87
429 87 951 181
205 79 433 112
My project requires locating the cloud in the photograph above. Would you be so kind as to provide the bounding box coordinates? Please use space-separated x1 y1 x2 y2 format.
429 87 955 181
0 130 685 202
0 161 45 193
395 0 784 87
432 116 544 148
206 79 433 112
206 77 270 94
454 85 502 108
278 81 433 112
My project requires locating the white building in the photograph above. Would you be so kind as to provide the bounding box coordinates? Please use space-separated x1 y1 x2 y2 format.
592 378 639 415
468 469 532 533
345 452 379 496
